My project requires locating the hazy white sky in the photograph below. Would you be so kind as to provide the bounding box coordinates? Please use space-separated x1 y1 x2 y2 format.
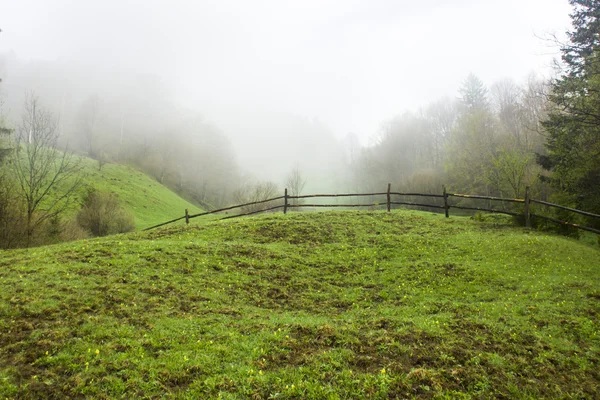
1 0 571 143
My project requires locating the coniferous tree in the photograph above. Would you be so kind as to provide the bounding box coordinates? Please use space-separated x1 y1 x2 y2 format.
459 73 489 111
539 0 600 221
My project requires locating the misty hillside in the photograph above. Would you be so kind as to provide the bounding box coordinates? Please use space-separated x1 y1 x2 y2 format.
1 210 598 398
1 1 600 398
72 158 202 230
0 0 597 243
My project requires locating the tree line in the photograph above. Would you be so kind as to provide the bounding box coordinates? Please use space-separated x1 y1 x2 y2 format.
0 0 598 247
346 73 547 203
344 0 599 232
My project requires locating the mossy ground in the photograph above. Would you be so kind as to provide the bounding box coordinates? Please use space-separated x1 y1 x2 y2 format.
1 210 599 399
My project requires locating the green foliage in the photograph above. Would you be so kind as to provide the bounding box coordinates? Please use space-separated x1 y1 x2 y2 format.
0 150 201 246
77 189 135 237
446 109 498 194
51 157 202 230
0 126 10 164
488 142 536 199
0 178 26 248
0 210 598 398
446 101 543 202
540 0 600 226
10 95 83 247
562 0 600 75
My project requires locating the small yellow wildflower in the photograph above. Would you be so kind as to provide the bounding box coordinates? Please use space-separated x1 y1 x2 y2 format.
95 349 100 355
258 370 263 376
380 368 386 374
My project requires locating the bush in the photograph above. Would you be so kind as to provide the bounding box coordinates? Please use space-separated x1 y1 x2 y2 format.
77 190 135 237
0 179 27 248
58 217 90 242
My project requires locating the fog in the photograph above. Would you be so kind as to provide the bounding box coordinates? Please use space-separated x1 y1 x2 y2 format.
0 0 571 206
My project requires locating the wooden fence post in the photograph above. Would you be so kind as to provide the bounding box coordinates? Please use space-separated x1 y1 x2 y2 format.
387 183 391 212
443 185 449 218
185 209 189 225
284 188 288 214
524 186 531 228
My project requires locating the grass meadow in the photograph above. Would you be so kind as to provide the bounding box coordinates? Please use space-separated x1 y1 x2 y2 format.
1 210 599 398
58 158 201 230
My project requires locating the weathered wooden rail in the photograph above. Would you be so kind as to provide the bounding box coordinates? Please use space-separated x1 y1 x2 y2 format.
143 184 600 235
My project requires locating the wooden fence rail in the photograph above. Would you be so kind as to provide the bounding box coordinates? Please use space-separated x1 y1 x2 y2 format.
530 213 600 235
449 205 521 217
530 199 600 219
291 192 387 199
391 201 446 209
221 205 285 220
143 184 600 235
142 196 285 230
289 203 382 208
391 192 445 198
449 193 525 204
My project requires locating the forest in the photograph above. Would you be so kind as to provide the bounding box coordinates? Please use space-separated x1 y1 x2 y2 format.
0 0 598 248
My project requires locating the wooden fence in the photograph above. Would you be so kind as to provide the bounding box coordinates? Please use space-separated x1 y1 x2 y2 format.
143 184 600 235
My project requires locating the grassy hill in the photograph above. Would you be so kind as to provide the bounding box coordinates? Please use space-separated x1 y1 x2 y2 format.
0 210 599 398
68 158 202 230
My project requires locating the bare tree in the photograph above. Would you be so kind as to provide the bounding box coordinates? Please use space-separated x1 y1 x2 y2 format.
0 97 11 163
521 74 549 150
425 98 459 168
233 181 279 213
11 94 83 247
491 79 522 142
77 95 100 158
285 164 306 208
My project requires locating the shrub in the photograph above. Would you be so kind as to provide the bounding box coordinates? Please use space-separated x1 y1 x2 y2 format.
0 179 27 248
77 190 135 237
58 217 90 242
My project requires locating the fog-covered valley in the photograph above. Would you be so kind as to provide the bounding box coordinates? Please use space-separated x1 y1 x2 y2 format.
4 0 599 248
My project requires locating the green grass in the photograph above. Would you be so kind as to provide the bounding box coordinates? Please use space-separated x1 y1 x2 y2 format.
1 210 599 399
66 158 202 230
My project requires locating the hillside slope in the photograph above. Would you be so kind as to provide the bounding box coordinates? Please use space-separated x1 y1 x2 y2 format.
70 158 202 230
0 210 599 398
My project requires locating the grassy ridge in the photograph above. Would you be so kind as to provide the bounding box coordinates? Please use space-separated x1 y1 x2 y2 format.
0 210 599 398
70 158 202 229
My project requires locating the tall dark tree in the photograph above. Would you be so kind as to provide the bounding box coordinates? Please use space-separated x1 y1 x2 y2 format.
539 0 600 220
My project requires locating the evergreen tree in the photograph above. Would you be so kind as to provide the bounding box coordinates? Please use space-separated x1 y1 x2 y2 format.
540 0 600 221
459 73 489 111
